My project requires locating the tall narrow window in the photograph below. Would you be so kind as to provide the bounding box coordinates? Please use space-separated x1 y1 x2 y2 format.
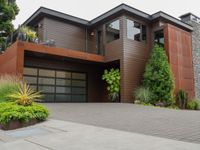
154 30 164 46
127 19 147 42
106 20 120 43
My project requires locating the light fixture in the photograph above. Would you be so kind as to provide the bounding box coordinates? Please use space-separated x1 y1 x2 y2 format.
90 32 94 36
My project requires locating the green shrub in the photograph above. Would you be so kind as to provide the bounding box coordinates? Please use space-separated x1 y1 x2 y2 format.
19 26 37 42
143 45 175 106
0 75 21 102
0 102 49 125
134 87 152 103
8 82 43 106
102 68 120 102
187 99 200 110
176 90 188 109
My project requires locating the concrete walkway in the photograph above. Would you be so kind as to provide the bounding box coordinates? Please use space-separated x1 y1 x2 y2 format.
44 103 200 144
0 119 200 150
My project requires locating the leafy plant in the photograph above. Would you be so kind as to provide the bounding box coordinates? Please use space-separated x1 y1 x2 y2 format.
0 75 20 102
176 90 188 109
0 0 19 51
134 87 152 104
187 99 200 110
8 82 43 106
0 102 49 125
143 45 175 106
19 26 37 42
102 68 120 102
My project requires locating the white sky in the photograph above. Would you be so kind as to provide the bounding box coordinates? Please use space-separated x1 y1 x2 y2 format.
13 0 200 28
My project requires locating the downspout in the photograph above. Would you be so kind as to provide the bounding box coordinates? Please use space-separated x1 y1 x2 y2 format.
85 27 88 52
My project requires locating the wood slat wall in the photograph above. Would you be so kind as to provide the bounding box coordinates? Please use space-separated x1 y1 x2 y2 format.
43 17 87 51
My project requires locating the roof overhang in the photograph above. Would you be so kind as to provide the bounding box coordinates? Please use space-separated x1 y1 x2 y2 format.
23 3 193 31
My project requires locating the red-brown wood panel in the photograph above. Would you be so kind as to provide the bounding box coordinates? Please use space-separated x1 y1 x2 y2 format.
164 24 194 99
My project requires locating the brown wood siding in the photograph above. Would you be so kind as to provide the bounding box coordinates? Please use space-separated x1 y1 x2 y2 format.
164 24 194 99
37 19 45 42
43 17 86 51
121 16 151 103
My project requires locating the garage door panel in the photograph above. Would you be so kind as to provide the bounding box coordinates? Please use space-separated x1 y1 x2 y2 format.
39 69 55 77
56 79 71 86
38 77 55 85
44 94 55 102
56 71 71 78
24 76 37 84
55 94 71 102
23 67 87 102
56 87 71 94
38 85 55 93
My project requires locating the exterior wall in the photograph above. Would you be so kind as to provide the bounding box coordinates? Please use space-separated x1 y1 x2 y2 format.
182 20 200 99
43 17 87 51
24 56 106 102
37 19 45 42
164 24 194 99
121 16 152 103
0 42 24 75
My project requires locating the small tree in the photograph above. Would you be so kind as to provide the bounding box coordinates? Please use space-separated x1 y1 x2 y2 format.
0 0 19 51
143 45 175 106
102 68 120 102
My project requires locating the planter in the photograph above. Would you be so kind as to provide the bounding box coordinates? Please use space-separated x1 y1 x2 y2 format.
0 119 41 130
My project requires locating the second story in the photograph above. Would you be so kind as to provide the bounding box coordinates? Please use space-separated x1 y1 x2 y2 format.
11 4 193 60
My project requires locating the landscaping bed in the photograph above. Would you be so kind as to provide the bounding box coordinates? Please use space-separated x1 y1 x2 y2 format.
0 102 48 130
0 75 49 130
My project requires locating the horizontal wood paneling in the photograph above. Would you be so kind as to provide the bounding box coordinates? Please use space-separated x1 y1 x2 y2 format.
43 17 86 51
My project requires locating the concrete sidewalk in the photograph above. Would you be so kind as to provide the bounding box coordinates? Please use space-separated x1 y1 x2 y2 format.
0 119 200 150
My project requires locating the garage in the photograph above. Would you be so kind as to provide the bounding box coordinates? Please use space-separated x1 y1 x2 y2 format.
23 67 87 102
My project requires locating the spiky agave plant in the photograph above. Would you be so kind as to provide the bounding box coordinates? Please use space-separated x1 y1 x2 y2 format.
8 82 43 106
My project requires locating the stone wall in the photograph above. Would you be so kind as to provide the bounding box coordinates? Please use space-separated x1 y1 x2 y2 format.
183 19 200 98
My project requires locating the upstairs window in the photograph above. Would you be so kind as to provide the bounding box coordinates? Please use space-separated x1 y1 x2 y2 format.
127 19 147 42
106 20 120 43
154 30 164 46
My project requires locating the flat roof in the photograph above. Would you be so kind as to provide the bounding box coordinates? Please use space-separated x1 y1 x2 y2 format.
23 3 193 31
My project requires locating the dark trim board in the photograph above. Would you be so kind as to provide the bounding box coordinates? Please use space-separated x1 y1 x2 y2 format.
23 4 193 31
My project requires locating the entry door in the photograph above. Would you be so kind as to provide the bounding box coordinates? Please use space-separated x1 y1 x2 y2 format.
23 67 87 102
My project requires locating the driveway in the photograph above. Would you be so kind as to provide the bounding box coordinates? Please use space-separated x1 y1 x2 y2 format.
44 103 200 144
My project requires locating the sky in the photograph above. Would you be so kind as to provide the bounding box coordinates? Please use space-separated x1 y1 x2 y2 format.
13 0 200 28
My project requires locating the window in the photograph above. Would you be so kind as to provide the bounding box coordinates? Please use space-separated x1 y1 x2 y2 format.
154 30 164 46
127 19 147 42
106 20 120 43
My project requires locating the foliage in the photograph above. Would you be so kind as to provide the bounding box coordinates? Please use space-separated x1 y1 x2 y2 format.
143 45 175 106
134 87 152 103
8 82 43 106
176 90 188 109
0 75 20 102
0 102 49 125
19 26 37 42
0 0 19 51
102 68 120 102
187 99 200 110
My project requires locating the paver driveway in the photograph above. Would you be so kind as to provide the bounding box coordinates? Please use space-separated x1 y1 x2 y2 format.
44 103 200 144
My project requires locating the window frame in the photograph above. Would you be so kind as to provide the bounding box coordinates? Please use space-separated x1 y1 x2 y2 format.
105 18 121 43
126 18 147 43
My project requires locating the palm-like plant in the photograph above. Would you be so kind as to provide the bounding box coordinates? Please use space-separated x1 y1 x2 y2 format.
8 82 43 106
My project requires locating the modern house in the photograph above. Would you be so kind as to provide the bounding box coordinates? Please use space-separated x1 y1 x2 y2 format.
0 4 195 103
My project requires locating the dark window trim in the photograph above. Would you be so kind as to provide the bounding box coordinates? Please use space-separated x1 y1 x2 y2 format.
105 18 121 43
126 17 147 43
